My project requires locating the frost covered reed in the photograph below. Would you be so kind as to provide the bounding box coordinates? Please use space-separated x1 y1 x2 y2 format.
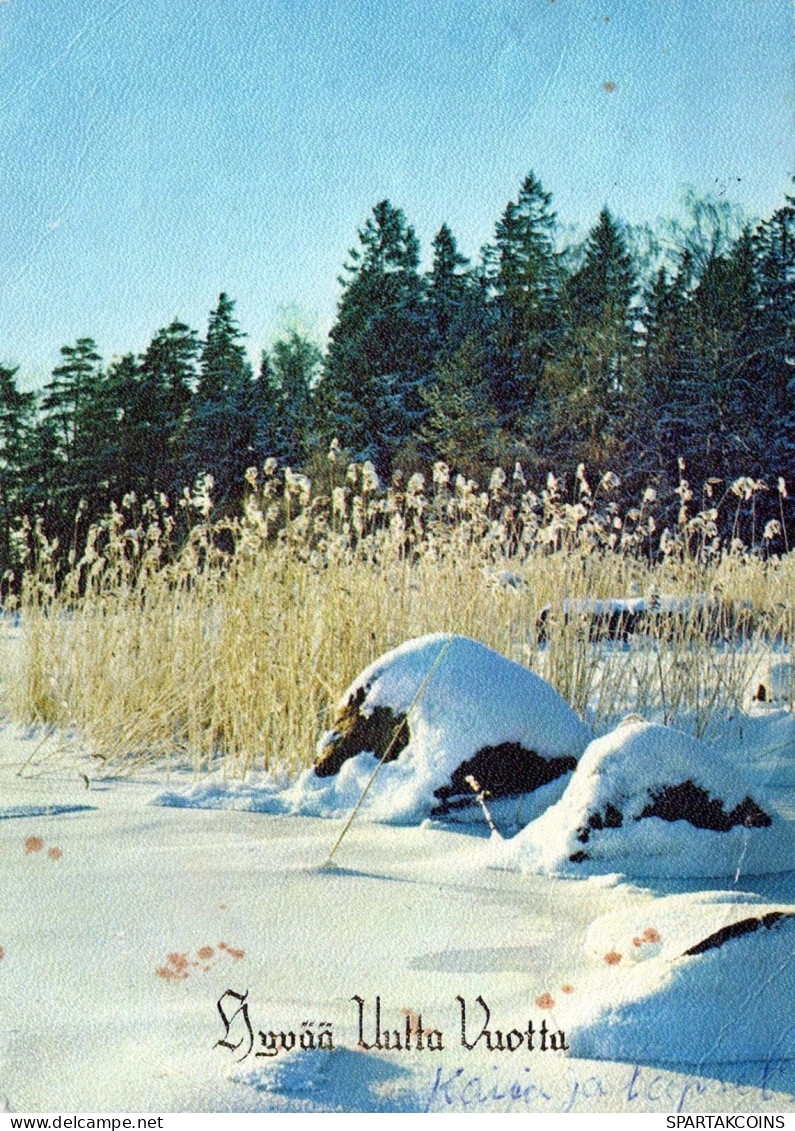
3 457 792 778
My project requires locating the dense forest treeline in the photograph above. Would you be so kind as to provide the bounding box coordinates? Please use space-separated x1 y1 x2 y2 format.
0 172 793 574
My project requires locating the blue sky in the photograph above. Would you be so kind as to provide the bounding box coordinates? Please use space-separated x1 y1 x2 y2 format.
0 0 791 386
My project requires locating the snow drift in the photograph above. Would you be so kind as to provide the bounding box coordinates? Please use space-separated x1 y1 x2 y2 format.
569 891 795 1065
495 719 795 877
582 889 792 967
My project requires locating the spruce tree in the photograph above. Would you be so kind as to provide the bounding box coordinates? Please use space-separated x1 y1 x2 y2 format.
753 191 795 475
685 229 760 480
540 208 636 471
19 417 61 533
486 172 561 427
319 200 431 467
197 294 250 402
426 223 471 359
136 320 201 496
630 258 698 480
421 334 497 477
566 207 636 329
0 366 35 573
270 331 322 466
103 353 140 501
185 294 257 503
252 349 283 460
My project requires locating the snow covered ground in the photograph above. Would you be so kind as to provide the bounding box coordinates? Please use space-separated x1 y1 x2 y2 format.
1 633 795 1113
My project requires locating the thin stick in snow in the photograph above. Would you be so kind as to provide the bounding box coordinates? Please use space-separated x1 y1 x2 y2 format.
465 774 503 839
322 635 456 868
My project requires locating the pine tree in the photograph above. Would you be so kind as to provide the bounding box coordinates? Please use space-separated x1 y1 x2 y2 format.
39 338 119 521
41 338 103 464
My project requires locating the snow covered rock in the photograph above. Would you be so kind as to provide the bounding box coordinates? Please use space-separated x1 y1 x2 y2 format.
536 593 754 643
582 890 792 968
302 633 589 827
494 719 795 877
536 597 646 642
569 891 795 1064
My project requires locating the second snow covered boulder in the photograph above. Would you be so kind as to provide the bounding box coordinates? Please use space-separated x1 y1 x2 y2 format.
304 633 589 827
495 719 795 877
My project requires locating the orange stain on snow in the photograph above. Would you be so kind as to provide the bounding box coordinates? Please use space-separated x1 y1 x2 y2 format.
535 992 555 1009
156 952 190 981
157 943 244 982
24 836 44 854
561 984 574 994
604 951 622 965
218 941 245 959
642 927 661 944
156 965 187 982
47 847 63 860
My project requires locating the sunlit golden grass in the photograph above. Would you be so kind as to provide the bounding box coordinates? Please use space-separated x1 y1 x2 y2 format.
3 460 793 778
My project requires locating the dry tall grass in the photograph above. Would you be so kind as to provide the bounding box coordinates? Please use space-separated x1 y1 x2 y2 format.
3 458 792 779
